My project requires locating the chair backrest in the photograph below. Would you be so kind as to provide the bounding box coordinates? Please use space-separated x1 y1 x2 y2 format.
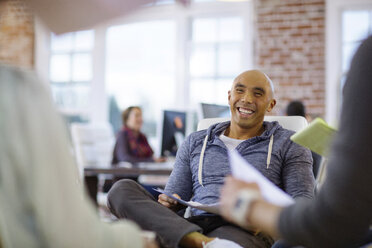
70 122 115 174
197 116 308 132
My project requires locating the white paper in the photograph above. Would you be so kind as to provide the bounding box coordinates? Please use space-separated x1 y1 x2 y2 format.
153 188 220 215
228 150 294 207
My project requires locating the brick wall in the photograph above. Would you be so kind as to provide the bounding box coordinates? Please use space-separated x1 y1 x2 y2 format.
255 0 325 118
0 0 34 68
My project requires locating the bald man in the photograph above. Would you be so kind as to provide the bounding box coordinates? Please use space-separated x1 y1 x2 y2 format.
107 70 315 248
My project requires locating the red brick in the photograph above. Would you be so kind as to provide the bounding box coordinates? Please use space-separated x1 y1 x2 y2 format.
255 0 326 116
0 0 34 68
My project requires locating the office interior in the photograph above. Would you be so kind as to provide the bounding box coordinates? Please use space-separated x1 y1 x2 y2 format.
1 0 372 165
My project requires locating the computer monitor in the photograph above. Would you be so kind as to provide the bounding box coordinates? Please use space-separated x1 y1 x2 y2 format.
160 110 186 157
200 103 230 119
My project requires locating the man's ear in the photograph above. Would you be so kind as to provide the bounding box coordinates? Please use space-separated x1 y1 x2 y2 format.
266 99 276 112
228 90 231 104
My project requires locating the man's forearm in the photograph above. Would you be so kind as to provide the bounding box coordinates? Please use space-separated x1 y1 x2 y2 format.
247 200 283 239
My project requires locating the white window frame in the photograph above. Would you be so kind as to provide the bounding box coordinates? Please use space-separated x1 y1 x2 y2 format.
326 0 372 124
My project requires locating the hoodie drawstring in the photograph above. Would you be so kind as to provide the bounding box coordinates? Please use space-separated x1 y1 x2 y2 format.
266 134 274 169
198 135 208 187
198 133 274 186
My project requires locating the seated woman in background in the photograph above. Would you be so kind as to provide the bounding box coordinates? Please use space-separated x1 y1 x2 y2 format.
112 106 165 165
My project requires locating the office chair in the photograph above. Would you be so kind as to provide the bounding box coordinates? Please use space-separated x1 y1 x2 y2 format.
70 122 115 205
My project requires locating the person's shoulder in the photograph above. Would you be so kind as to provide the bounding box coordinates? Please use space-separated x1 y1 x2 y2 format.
187 129 208 142
360 35 372 52
269 122 295 138
276 126 295 137
115 129 127 138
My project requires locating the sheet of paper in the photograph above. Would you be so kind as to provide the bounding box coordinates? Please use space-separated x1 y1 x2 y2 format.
153 188 220 215
228 150 294 207
290 117 336 156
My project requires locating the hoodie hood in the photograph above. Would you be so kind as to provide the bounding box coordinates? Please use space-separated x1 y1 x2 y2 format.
197 120 284 186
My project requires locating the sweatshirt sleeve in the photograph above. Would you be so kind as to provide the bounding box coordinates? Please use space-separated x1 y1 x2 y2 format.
278 36 372 248
281 141 315 199
165 135 193 201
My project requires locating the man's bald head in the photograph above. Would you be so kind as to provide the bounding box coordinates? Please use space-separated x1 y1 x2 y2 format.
232 70 275 98
228 69 277 135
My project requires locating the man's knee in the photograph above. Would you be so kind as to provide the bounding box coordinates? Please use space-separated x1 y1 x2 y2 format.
107 179 142 217
108 179 139 200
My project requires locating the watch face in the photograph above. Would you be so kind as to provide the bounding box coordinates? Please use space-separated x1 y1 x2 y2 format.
234 198 244 208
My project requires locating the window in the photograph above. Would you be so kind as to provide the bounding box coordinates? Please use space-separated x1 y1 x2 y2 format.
189 16 244 105
342 10 372 73
104 1 251 145
339 10 372 107
45 1 252 145
106 21 176 136
326 1 372 123
49 30 94 115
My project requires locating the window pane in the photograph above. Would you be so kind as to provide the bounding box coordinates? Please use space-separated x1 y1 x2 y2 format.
193 0 216 2
106 20 176 136
51 33 73 52
190 79 231 105
51 84 90 109
72 53 92 81
156 0 175 4
192 18 217 42
215 79 232 105
74 30 94 51
342 41 361 72
50 54 71 82
342 11 370 43
217 43 241 76
190 45 216 77
218 17 243 42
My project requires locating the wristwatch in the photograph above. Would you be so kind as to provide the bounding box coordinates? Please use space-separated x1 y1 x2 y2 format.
231 189 261 226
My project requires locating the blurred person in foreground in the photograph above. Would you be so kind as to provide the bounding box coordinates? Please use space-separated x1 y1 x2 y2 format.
0 65 157 248
220 36 372 248
112 106 165 164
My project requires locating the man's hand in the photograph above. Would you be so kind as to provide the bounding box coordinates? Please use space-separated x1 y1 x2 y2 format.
221 176 283 238
158 193 181 210
143 238 158 248
220 176 261 225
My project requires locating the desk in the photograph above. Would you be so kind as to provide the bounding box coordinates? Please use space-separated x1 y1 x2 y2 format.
84 163 173 205
84 166 173 177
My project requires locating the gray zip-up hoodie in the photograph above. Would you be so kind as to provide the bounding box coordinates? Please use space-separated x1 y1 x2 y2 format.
165 121 315 216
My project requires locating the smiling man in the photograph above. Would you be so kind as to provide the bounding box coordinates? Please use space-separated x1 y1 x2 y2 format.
107 70 315 248
227 70 276 140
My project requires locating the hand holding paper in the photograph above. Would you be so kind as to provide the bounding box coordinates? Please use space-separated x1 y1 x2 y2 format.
153 188 220 215
228 150 294 207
